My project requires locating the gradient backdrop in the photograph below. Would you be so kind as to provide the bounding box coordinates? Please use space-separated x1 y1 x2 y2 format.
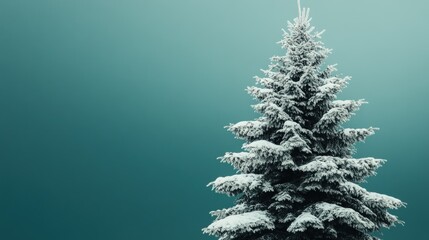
0 0 427 239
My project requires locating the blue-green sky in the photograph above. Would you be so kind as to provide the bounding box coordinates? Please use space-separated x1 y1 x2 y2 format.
0 0 427 239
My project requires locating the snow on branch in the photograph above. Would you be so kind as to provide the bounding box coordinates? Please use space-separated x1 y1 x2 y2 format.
332 99 367 112
244 140 288 159
364 192 405 210
254 76 282 89
319 77 349 94
278 120 313 154
227 120 268 140
252 102 291 127
208 174 273 196
340 182 405 210
308 76 350 107
314 99 364 133
219 152 265 173
287 212 324 233
341 127 378 143
306 202 376 232
299 157 345 188
299 156 386 183
272 183 302 202
210 204 250 220
319 64 338 79
318 107 349 127
341 157 386 182
203 211 275 237
247 86 274 100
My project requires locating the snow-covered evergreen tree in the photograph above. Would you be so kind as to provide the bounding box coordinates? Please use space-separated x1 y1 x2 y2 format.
203 2 404 240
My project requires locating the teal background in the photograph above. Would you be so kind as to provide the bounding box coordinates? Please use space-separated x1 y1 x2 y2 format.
0 0 426 239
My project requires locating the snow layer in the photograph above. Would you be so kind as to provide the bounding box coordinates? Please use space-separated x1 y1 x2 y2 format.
244 140 287 158
219 152 265 173
307 202 376 231
208 174 273 196
203 211 274 236
228 120 267 139
287 212 324 233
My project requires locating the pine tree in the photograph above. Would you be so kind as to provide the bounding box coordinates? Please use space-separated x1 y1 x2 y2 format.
203 1 404 240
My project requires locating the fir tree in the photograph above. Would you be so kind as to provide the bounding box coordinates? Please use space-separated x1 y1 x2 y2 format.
203 1 404 240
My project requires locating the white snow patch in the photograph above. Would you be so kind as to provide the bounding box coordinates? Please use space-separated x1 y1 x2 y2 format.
287 212 324 233
208 174 273 195
244 140 286 158
203 211 274 235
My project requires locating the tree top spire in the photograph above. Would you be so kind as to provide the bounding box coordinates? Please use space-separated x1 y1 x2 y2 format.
297 0 310 24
